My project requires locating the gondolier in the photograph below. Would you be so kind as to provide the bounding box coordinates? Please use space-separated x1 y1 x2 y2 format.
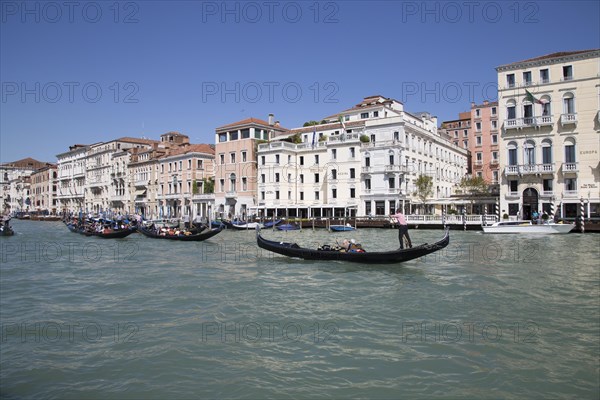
390 208 412 249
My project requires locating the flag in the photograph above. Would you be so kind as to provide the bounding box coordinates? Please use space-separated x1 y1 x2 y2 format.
525 89 544 105
311 125 316 148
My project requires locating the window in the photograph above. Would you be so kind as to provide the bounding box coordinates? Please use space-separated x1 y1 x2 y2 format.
275 154 280 164
542 101 551 116
492 171 499 183
476 136 482 146
491 120 498 130
507 102 516 120
475 109 481 117
197 159 203 169
375 201 385 216
344 115 349 121
261 191 265 200
331 169 337 180
255 129 262 139
350 188 355 198
188 160 191 169
218 133 227 142
523 71 532 85
161 164 164 173
300 191 304 200
275 191 280 200
261 156 265 165
288 173 291 183
275 173 280 183
454 131 458 138
332 188 337 199
365 157 370 167
230 153 236 164
389 154 394 165
288 155 291 164
509 180 518 193
388 177 395 189
540 69 549 84
508 146 518 166
393 131 399 141
350 147 355 158
300 174 304 183
565 178 576 191
241 151 247 162
506 73 515 88
350 168 355 179
542 143 552 164
314 173 319 183
543 179 553 192
463 130 468 137
219 179 225 192
315 191 319 200
332 149 337 160
365 179 371 190
563 93 575 114
476 152 483 162
463 140 468 148
476 171 483 178
230 131 238 140
524 142 535 165
220 154 225 164
241 129 250 139
523 104 533 119
491 107 497 116
492 151 498 161
563 65 573 81
179 161 183 171
565 143 576 163
314 155 319 165
361 112 369 119
365 201 372 215
261 174 265 183
168 162 172 172
373 111 379 117
370 134 376 143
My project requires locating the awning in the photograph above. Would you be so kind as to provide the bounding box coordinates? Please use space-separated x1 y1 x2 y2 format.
135 189 147 197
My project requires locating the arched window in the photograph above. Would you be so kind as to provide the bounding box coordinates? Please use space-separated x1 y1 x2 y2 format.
541 139 552 164
540 95 551 117
229 173 236 192
564 137 576 164
507 141 518 166
524 140 536 165
522 97 533 124
563 92 575 115
506 99 517 120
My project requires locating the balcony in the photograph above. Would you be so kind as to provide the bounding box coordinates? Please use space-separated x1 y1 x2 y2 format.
505 116 554 130
361 166 372 174
505 119 522 129
225 191 237 199
541 190 554 197
563 190 578 198
505 165 519 175
562 162 578 173
505 191 519 198
537 116 553 126
490 159 499 166
192 193 214 201
384 165 402 173
560 113 577 125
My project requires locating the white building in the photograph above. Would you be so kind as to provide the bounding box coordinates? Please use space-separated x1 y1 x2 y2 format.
84 137 158 214
56 144 89 214
257 95 468 218
0 158 47 214
496 49 600 220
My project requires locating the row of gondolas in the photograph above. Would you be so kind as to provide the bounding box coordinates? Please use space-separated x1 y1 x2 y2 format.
3 217 450 264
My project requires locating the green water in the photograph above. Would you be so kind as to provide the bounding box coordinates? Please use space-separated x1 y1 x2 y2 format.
1 220 599 399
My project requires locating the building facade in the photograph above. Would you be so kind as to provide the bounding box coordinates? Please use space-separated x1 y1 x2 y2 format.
214 117 288 219
257 95 469 218
0 157 48 214
30 164 58 213
56 144 88 214
470 101 500 185
497 49 600 220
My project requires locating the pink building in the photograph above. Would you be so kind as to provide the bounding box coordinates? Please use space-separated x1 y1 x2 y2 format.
470 101 500 185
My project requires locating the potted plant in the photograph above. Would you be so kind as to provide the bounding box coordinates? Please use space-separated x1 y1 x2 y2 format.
502 213 509 220
359 134 370 143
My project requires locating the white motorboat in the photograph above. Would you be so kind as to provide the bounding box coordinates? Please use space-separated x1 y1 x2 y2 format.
482 220 575 234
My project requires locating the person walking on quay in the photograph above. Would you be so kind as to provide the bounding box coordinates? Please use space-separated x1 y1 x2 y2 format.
390 208 412 249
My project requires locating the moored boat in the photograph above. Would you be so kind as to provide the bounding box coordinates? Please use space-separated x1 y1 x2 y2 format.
257 228 449 264
263 219 283 228
276 223 300 231
329 224 356 232
482 220 575 234
222 221 262 230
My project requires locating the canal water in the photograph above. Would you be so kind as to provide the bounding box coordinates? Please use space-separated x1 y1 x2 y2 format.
1 220 598 399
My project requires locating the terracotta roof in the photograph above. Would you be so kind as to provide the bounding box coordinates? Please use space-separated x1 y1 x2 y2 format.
1 157 48 169
498 49 599 67
216 117 288 131
167 144 215 156
116 137 160 145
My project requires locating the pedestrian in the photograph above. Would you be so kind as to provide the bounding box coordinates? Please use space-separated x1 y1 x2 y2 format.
390 208 412 249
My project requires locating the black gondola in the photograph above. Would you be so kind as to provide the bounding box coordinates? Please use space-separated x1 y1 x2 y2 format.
0 225 14 236
65 221 137 238
137 225 223 241
256 228 450 264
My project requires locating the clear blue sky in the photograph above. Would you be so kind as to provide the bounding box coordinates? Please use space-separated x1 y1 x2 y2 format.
1 0 599 163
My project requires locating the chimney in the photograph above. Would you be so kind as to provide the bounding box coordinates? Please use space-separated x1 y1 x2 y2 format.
274 121 280 127
268 114 274 126
483 100 489 106
471 102 475 108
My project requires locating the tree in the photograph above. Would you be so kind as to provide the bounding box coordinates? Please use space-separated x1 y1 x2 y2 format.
359 135 370 143
203 178 214 194
303 120 321 127
192 180 199 194
459 176 489 195
414 175 433 206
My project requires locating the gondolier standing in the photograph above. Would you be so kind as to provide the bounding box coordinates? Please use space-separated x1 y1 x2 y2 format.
391 208 412 249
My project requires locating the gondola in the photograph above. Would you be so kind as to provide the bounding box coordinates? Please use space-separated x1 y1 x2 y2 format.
65 221 137 238
222 221 261 230
137 225 223 241
276 223 300 231
0 225 14 236
329 224 356 232
263 219 283 228
256 227 450 264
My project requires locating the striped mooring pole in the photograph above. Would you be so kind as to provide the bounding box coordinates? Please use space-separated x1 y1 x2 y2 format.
495 199 500 222
549 202 555 220
442 205 446 227
580 197 585 233
483 207 488 226
462 208 467 231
